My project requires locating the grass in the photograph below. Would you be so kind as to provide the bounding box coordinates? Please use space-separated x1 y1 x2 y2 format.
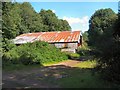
74 60 97 68
43 59 68 66
3 59 68 71
56 69 116 88
3 60 120 88
38 60 119 88
50 60 118 88
3 63 42 71
65 52 80 59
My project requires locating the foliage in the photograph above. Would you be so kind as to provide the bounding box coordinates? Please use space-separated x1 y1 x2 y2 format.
2 2 22 39
39 9 71 32
77 31 90 56
96 40 120 83
82 31 89 46
3 41 68 66
88 8 117 49
88 8 120 84
2 38 16 52
2 2 71 65
65 52 80 59
2 2 71 40
77 45 90 56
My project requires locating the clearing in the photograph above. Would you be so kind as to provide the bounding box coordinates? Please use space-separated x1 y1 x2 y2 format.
2 60 118 88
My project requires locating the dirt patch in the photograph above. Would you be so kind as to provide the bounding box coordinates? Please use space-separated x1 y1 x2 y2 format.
52 60 81 67
2 60 81 88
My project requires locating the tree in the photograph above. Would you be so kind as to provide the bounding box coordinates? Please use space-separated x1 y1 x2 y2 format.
2 2 71 52
39 9 71 31
88 8 117 49
2 2 21 39
19 2 36 33
58 19 71 31
113 9 120 40
88 8 120 83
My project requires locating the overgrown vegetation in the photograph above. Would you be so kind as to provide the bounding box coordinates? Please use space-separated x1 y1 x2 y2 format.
65 52 80 59
2 2 120 87
88 8 120 84
3 41 68 67
77 31 91 56
2 2 71 69
2 2 71 58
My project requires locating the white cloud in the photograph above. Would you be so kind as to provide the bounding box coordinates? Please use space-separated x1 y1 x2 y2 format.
52 10 56 13
63 16 80 25
62 16 89 32
63 16 89 25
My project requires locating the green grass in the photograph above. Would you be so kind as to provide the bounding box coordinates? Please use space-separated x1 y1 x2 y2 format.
65 52 80 59
3 60 120 88
3 59 68 71
3 63 42 71
42 60 119 88
43 59 68 66
74 60 97 68
57 69 116 88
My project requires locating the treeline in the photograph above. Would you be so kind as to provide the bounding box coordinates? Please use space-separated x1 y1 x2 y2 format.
2 2 70 67
88 8 120 84
2 2 71 40
2 2 71 52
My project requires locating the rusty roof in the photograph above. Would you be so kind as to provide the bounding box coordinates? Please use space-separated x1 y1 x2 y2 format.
13 31 81 44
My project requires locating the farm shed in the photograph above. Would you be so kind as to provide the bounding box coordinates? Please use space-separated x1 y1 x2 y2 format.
13 31 82 53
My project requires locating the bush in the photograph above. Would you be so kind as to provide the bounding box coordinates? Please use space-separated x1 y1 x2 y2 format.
3 41 68 66
2 38 16 52
96 41 120 84
77 46 90 56
65 52 80 59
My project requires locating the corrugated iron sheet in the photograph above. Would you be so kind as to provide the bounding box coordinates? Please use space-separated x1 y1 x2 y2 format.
13 31 81 44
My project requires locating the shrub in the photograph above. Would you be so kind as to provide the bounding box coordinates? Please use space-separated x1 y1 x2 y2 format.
77 46 90 56
3 41 68 66
65 52 80 59
2 38 16 52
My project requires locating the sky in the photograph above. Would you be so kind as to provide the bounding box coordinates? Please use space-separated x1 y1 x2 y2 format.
30 2 118 32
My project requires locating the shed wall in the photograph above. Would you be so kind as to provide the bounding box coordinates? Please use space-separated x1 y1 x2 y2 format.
54 42 78 49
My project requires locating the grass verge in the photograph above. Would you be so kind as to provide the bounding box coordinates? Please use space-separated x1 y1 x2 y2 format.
40 60 119 88
74 60 97 68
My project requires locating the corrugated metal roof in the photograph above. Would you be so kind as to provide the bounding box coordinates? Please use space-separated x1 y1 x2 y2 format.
13 31 81 44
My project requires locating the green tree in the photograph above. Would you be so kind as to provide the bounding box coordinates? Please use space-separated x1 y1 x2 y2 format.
39 9 71 31
58 19 71 31
39 9 57 31
88 8 117 49
18 2 47 33
2 2 71 52
19 2 36 33
82 31 89 48
88 8 120 83
2 2 21 39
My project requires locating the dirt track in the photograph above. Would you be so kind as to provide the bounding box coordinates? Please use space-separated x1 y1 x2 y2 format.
2 60 81 88
49 60 80 67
